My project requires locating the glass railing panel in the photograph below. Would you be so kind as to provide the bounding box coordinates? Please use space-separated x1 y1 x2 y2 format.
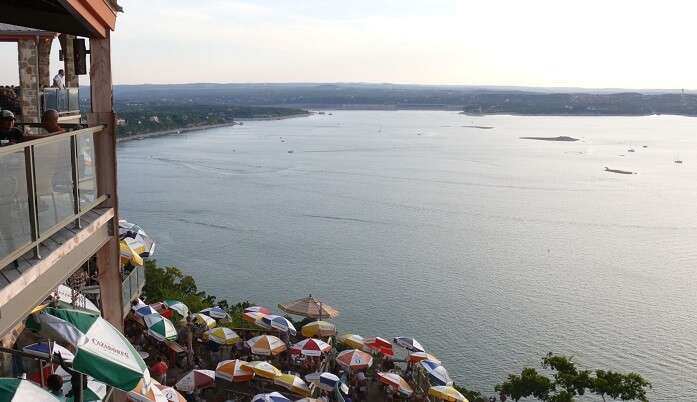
0 151 31 261
33 138 76 234
77 132 97 210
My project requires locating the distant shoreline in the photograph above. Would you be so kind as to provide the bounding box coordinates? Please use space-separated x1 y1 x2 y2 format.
117 112 311 143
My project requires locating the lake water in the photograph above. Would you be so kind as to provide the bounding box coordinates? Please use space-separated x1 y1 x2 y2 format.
118 111 697 401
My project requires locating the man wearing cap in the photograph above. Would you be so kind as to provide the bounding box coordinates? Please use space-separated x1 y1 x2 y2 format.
0 110 24 146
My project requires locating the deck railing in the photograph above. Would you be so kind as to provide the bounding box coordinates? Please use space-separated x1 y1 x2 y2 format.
42 87 80 115
122 264 146 312
0 126 106 270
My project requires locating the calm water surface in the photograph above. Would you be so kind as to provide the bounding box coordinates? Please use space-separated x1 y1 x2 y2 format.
118 111 697 401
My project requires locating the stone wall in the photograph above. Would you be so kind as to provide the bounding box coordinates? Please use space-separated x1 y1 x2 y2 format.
17 39 39 124
60 34 79 88
37 37 53 88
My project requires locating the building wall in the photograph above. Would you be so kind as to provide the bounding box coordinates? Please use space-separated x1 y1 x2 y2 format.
17 39 39 124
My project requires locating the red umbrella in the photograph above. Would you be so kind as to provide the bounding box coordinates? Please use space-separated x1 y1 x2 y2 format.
290 338 332 356
175 370 215 393
335 349 373 371
365 337 394 356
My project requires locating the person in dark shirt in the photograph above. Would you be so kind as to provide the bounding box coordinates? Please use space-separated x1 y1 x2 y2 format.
0 110 24 145
42 109 65 134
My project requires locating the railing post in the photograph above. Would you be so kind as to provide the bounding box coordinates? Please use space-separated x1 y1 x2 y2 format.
70 135 81 228
24 145 40 259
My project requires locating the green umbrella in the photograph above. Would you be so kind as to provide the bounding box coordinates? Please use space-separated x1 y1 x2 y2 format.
144 313 178 341
0 378 60 401
31 307 150 391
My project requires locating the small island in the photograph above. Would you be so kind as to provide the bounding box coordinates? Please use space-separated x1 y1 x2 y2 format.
520 136 580 142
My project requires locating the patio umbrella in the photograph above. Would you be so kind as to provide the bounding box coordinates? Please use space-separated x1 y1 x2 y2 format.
377 372 414 397
131 299 147 311
420 360 453 386
128 378 167 402
364 337 394 356
243 311 267 323
251 392 292 402
192 313 217 329
290 338 331 356
23 342 75 363
148 302 173 319
428 386 469 402
119 220 156 257
278 295 339 319
143 313 178 341
54 285 100 314
135 306 158 317
215 360 254 383
245 306 271 315
174 370 215 393
205 327 240 345
408 352 441 364
246 335 287 356
304 372 340 392
335 349 373 371
200 306 230 321
300 321 336 338
257 315 297 335
274 374 311 397
154 383 187 402
241 361 281 379
31 307 149 391
0 378 60 401
120 240 144 267
393 337 425 353
163 300 189 317
336 334 366 350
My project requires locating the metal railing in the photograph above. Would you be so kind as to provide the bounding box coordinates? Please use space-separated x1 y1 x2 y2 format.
0 126 106 270
122 264 146 312
42 87 80 115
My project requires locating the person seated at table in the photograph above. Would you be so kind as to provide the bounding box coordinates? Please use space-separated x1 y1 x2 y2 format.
41 109 65 134
150 355 169 384
46 374 65 401
0 110 24 145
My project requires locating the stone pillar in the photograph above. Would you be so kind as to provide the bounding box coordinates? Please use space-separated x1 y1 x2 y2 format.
59 34 79 88
0 323 25 377
17 39 40 124
37 36 53 89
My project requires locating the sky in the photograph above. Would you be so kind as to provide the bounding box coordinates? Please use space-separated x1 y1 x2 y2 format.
1 0 696 89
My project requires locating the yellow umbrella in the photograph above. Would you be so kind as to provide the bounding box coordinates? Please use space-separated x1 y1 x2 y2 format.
246 334 287 356
428 386 469 402
337 333 365 349
120 239 144 267
273 373 311 396
301 321 336 338
205 327 241 345
240 361 281 379
192 313 217 329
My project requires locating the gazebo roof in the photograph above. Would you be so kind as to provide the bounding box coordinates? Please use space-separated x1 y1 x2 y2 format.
278 295 340 319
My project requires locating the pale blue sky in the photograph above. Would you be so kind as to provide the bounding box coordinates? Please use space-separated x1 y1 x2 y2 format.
1 0 696 88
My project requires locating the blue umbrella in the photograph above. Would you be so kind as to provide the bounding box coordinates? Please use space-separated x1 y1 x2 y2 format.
420 360 453 386
135 306 157 317
258 315 297 336
251 391 292 402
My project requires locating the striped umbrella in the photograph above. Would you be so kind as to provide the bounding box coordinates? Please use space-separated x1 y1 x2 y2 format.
205 327 241 345
175 370 215 393
274 374 311 397
428 386 469 402
245 306 271 315
163 300 189 317
305 372 340 392
251 392 292 402
246 335 287 356
393 337 425 352
192 313 217 329
128 378 168 402
0 378 60 401
300 321 336 338
243 311 267 323
215 360 254 383
290 338 331 356
365 337 394 356
408 352 441 364
143 313 177 341
120 239 144 267
376 372 414 397
54 285 100 314
200 306 230 321
335 349 373 371
30 307 150 391
420 360 453 386
135 306 158 317
23 342 75 363
154 383 187 402
241 361 281 379
257 315 297 335
336 334 365 350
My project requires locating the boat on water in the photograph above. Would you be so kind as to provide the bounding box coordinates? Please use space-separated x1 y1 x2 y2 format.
605 167 635 175
675 160 683 164
627 148 636 152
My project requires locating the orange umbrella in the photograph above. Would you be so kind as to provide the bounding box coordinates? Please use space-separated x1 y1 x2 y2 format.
215 359 254 383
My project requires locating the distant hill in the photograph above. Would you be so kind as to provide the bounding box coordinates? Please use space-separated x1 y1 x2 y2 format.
108 83 697 116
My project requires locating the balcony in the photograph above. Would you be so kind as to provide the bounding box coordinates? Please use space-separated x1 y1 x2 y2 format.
121 264 145 316
41 87 81 116
0 126 114 333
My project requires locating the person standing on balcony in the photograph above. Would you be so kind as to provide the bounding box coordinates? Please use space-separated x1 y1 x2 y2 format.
53 69 65 89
